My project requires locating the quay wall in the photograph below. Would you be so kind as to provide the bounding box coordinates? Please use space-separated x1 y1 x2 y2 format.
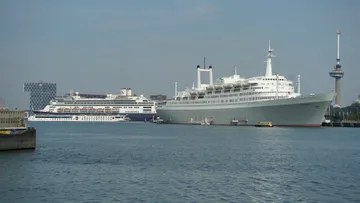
1 110 36 151
0 127 36 151
322 121 360 128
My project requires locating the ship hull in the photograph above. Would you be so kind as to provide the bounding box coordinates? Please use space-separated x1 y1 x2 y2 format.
27 115 129 122
156 93 335 127
30 112 156 122
126 113 156 121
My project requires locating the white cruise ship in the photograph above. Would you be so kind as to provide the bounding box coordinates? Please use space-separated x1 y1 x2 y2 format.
156 41 335 127
32 88 156 121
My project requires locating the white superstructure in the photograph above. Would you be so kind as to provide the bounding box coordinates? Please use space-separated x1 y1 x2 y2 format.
170 41 301 104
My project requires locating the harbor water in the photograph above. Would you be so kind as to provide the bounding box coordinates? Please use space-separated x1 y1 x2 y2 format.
0 122 359 202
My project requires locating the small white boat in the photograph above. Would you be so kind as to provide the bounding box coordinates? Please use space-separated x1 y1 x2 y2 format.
230 119 239 125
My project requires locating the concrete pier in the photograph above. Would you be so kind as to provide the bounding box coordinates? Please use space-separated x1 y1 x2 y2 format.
0 127 36 151
0 109 36 151
322 121 360 128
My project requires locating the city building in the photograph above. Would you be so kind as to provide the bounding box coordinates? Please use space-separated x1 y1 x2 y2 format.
355 95 360 104
23 81 57 112
150 94 167 101
0 97 6 109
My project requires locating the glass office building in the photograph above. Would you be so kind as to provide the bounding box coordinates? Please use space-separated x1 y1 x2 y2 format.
23 81 57 111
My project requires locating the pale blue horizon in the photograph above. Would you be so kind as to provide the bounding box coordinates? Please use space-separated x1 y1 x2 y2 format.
1 0 359 109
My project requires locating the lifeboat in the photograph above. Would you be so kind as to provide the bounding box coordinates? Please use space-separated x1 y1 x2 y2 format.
206 85 214 90
198 89 206 94
214 85 223 89
233 82 242 87
190 90 198 95
224 83 233 89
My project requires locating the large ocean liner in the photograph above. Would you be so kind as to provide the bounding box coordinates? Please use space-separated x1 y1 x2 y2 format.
31 88 156 121
156 41 335 127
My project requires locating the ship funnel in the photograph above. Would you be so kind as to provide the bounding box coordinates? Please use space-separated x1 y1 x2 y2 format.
196 61 214 88
197 65 201 88
120 88 127 96
126 88 132 96
209 66 213 85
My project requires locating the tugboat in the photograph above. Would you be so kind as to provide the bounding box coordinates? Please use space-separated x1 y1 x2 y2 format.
151 116 165 124
254 121 273 127
230 117 239 126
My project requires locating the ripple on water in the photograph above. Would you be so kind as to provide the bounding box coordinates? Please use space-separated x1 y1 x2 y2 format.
0 123 359 203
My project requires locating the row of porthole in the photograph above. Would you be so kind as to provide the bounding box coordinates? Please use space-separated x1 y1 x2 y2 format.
172 96 287 105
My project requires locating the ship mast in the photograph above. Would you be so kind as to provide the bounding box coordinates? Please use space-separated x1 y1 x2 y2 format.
297 75 301 95
265 40 275 77
204 57 206 71
276 74 279 99
174 82 178 97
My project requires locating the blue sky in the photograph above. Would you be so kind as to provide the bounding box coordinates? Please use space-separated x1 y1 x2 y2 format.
0 0 359 109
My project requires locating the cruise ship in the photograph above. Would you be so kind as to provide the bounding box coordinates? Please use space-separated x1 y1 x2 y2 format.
32 88 156 121
156 41 335 127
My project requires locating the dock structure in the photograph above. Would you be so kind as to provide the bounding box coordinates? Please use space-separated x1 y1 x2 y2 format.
0 110 36 151
322 121 360 128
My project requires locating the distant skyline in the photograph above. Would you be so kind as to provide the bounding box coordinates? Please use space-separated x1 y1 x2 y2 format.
1 0 360 109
